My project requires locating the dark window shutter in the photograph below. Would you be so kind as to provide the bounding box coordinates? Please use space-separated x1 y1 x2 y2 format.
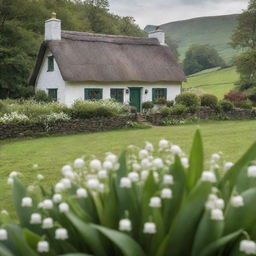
163 88 167 99
152 88 157 102
84 89 90 100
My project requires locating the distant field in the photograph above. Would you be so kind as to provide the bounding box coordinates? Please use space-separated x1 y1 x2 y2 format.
184 66 239 99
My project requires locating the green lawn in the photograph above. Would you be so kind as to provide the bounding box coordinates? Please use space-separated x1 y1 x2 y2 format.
184 66 239 99
1 120 256 213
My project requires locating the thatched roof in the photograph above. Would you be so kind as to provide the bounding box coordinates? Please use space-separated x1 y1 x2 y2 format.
28 30 186 85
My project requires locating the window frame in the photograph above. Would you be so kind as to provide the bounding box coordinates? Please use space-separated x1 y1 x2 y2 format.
110 88 124 103
47 56 54 72
47 88 58 101
84 88 103 100
152 88 167 102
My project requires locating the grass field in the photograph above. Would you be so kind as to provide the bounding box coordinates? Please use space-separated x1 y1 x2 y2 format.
1 120 256 213
184 66 239 99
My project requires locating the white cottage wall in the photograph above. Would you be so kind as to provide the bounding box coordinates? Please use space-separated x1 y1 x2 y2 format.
35 49 66 103
64 82 181 106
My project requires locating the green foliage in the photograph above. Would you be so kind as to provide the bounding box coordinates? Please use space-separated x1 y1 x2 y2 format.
219 100 234 112
224 90 247 107
183 44 226 75
231 0 256 103
70 100 127 119
175 92 201 111
160 119 186 126
166 100 174 107
159 107 171 117
142 101 154 110
34 90 52 103
1 131 256 255
127 122 151 129
154 98 167 105
165 36 179 60
170 104 188 115
240 100 253 109
200 94 218 109
0 0 144 99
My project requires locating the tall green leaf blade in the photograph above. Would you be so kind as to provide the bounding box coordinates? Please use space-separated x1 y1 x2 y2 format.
191 211 224 256
161 181 211 256
0 243 14 256
65 212 107 256
199 230 243 256
224 187 256 235
187 130 204 191
93 224 146 256
220 142 256 197
59 254 93 256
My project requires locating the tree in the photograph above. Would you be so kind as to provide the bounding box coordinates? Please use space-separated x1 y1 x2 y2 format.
0 0 144 99
231 0 256 102
183 44 225 75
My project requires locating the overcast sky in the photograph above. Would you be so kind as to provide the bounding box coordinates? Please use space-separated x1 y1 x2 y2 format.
109 0 249 28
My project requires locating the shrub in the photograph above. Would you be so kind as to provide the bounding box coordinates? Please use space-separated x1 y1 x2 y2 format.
34 90 52 103
129 106 137 113
95 106 115 117
166 100 174 107
159 107 171 117
2 131 256 256
224 90 247 107
170 104 188 115
161 119 185 126
175 92 201 110
240 100 253 109
40 112 71 123
200 94 218 109
219 100 234 112
154 98 167 105
142 101 154 110
0 112 29 124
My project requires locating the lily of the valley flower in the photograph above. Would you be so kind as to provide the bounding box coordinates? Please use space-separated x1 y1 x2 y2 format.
201 171 216 183
59 202 69 213
21 197 33 207
143 222 156 234
231 195 244 207
76 188 88 198
161 188 173 199
120 177 132 188
240 240 256 255
73 158 85 169
30 213 42 224
149 197 161 208
119 219 132 231
55 228 68 240
37 241 49 253
42 218 54 229
248 166 256 178
0 229 8 240
211 208 224 221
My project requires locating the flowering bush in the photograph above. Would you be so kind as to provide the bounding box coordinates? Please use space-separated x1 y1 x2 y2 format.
224 90 247 107
40 112 71 123
1 131 256 255
0 112 29 124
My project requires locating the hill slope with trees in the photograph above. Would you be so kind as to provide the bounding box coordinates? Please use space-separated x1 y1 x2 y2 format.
145 14 239 63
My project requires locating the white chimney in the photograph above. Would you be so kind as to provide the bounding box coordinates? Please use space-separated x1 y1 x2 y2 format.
45 12 61 41
148 27 166 45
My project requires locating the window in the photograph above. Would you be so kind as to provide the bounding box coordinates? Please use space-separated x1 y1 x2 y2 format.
110 89 124 103
152 88 167 101
84 88 103 100
48 56 54 71
48 88 58 101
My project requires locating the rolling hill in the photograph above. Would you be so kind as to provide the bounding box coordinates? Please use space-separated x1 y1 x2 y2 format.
184 66 239 99
144 14 239 63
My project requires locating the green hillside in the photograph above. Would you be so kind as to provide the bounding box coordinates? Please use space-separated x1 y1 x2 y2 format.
145 14 239 63
184 66 239 99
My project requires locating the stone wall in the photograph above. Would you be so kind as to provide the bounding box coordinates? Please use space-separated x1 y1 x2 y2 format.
0 114 137 140
150 107 256 125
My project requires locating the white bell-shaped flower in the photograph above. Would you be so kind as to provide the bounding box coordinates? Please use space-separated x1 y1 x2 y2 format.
37 241 49 253
30 213 42 224
143 222 156 234
119 219 132 231
55 228 68 240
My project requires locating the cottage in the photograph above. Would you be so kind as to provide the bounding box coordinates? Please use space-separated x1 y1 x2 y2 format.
29 13 186 111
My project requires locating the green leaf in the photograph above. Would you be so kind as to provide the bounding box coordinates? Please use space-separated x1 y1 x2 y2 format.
0 244 15 256
65 212 107 256
220 142 256 197
191 211 224 256
159 181 211 256
12 178 31 226
58 254 93 256
93 224 146 256
187 130 204 191
117 151 128 181
224 187 256 235
199 230 243 256
23 229 41 252
163 156 186 231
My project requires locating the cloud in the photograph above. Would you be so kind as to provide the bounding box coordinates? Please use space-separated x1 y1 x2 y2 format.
109 0 248 28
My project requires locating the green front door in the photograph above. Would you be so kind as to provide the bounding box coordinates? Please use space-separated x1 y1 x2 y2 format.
129 88 141 112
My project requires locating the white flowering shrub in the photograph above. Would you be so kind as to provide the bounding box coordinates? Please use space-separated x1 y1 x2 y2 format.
0 112 29 124
40 112 71 123
1 131 256 256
